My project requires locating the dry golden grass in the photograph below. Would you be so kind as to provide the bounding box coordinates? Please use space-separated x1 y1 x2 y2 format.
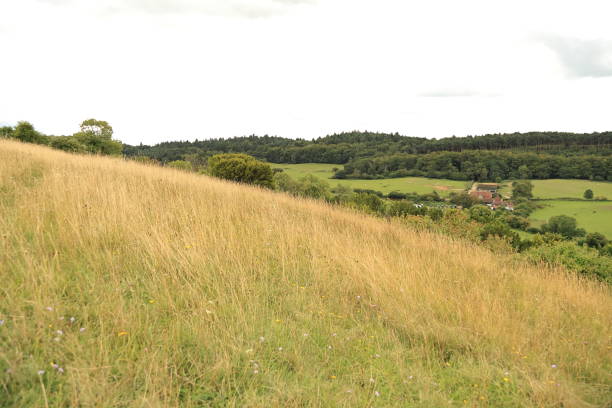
1 139 611 407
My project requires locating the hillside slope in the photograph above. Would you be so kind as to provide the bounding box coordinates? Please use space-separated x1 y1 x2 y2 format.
1 140 610 407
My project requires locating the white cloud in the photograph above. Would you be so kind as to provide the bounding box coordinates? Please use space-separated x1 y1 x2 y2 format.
537 35 612 78
34 0 317 17
1 0 612 144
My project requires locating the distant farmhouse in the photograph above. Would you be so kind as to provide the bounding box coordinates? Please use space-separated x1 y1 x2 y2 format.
470 183 513 210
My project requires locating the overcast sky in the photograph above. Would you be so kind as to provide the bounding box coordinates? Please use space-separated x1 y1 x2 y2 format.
1 0 612 144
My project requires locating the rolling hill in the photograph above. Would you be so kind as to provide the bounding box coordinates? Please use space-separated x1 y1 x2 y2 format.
1 140 610 407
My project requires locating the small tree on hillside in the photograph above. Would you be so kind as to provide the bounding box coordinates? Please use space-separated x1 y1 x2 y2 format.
583 189 594 199
73 119 122 155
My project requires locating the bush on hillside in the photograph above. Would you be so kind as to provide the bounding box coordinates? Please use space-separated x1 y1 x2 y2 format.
208 153 274 188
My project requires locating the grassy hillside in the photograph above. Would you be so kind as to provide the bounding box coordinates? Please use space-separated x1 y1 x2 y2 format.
1 140 611 407
276 163 468 196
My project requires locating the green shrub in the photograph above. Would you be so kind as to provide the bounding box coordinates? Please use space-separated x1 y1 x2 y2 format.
208 153 273 188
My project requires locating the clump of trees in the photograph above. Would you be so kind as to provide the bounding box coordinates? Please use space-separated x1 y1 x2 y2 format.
540 215 586 239
1 119 123 156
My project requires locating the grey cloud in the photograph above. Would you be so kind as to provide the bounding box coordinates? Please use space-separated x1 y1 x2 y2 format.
35 0 316 18
538 35 612 78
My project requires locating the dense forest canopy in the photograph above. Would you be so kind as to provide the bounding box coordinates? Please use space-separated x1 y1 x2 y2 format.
123 131 612 164
336 151 611 182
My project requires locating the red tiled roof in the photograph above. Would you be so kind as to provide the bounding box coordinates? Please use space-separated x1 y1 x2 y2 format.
470 191 493 203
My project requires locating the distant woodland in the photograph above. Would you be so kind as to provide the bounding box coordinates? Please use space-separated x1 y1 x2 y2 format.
124 131 612 182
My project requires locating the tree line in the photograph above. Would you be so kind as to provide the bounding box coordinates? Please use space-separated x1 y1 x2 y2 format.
335 150 612 182
123 131 612 165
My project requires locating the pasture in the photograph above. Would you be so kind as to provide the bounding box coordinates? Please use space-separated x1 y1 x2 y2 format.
275 163 469 196
530 200 612 237
500 179 612 199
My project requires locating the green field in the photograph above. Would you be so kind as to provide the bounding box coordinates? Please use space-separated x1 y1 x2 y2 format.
498 179 612 236
274 163 469 196
530 200 612 237
499 179 612 199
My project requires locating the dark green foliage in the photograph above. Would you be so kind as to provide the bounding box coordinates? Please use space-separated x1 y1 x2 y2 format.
513 201 539 217
540 215 586 239
387 191 407 200
512 181 534 201
584 232 608 250
208 154 273 188
49 136 86 153
351 193 385 214
0 126 14 138
448 192 478 208
123 131 612 166
480 220 521 249
583 189 594 199
353 189 384 197
469 205 493 223
335 151 611 182
13 121 44 144
504 215 530 231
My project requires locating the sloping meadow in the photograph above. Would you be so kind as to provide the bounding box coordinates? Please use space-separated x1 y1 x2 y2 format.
1 140 610 407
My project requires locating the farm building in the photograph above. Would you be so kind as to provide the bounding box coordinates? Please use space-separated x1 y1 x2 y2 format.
476 183 499 192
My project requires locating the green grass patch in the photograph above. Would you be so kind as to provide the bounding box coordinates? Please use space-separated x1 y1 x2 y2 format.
500 179 612 199
529 200 612 237
274 163 469 196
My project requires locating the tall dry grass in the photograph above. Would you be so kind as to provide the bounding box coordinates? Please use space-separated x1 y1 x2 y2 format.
1 139 610 407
